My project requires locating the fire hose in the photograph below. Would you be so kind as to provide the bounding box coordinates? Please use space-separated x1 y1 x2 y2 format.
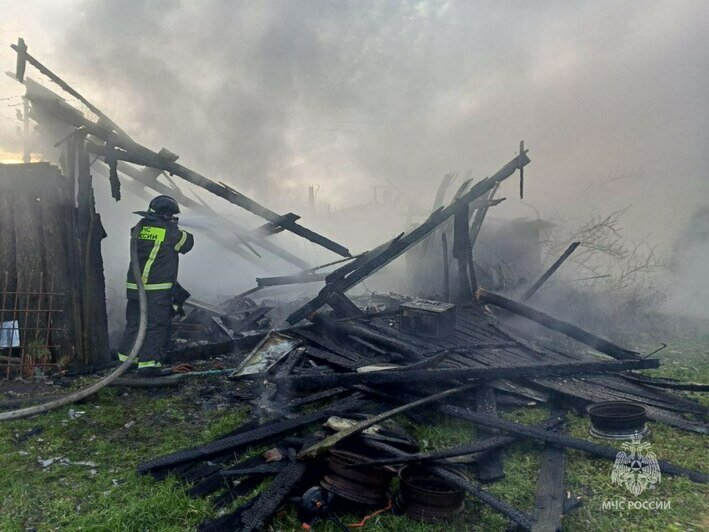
0 234 147 421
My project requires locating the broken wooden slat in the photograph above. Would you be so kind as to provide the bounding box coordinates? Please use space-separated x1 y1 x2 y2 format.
295 328 369 365
469 182 500 249
476 288 640 360
325 291 366 319
620 373 709 392
256 272 328 288
219 463 286 477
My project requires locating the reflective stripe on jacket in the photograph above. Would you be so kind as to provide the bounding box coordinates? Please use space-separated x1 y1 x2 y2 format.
126 216 194 291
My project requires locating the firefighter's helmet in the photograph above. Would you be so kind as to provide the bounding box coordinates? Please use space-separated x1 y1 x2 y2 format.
148 195 180 217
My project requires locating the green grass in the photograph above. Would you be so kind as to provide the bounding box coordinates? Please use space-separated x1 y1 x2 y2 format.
0 341 707 531
0 382 249 531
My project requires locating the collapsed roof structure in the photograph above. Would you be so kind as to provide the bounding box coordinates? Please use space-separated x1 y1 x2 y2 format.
2 39 707 531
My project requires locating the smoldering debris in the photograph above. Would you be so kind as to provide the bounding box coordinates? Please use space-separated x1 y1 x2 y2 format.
127 148 707 530
2 39 708 532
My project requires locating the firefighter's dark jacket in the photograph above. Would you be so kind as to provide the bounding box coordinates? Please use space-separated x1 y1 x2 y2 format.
126 214 194 292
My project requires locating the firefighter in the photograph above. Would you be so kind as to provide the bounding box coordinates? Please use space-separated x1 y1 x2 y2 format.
117 195 194 375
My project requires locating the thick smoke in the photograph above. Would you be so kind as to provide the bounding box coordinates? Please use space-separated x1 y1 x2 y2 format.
0 1 707 318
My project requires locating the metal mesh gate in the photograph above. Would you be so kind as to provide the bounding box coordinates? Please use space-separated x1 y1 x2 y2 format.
0 271 63 379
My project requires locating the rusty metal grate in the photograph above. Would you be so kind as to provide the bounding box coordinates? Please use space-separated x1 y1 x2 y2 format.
0 271 63 379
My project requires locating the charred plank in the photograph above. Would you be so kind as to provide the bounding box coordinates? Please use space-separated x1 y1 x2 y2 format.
276 358 660 392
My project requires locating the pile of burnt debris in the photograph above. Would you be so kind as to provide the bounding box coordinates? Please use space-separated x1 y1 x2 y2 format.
124 153 707 532
138 290 707 531
134 150 708 530
5 44 706 529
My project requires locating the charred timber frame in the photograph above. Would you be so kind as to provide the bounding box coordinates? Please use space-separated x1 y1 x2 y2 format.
287 151 531 324
84 144 350 257
24 80 309 270
11 41 350 258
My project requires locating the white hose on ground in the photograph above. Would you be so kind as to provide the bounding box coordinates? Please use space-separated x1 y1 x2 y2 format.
0 235 148 421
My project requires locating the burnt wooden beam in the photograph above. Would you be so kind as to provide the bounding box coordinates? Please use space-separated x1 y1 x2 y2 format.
26 84 311 269
440 405 709 483
531 405 567 532
200 437 317 532
219 463 286 477
11 41 128 137
256 272 328 287
287 151 531 324
476 288 640 360
453 203 474 300
522 242 581 302
85 142 350 257
441 232 450 302
111 161 311 268
276 358 660 392
137 394 366 475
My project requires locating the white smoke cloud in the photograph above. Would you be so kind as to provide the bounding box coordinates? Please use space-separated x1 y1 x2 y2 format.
0 0 707 309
